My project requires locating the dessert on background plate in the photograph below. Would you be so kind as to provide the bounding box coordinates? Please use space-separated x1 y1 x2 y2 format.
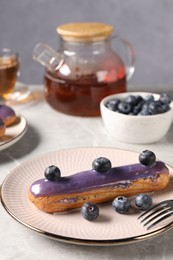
0 104 27 150
0 104 17 137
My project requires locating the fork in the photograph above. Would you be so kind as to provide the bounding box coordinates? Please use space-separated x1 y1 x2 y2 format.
138 200 173 230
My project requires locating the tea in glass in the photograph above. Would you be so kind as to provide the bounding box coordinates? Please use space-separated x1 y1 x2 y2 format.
0 49 19 99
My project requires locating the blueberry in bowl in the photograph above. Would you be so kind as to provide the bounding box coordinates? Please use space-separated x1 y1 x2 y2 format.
100 92 173 144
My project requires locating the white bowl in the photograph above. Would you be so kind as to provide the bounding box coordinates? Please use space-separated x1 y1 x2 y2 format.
100 92 173 144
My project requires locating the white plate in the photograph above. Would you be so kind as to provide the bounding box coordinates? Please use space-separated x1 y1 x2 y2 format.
0 116 27 150
1 147 173 246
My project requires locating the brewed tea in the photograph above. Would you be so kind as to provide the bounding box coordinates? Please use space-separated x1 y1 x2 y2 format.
0 52 19 98
44 71 126 116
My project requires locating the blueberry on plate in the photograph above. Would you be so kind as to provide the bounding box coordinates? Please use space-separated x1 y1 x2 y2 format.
135 193 152 211
80 202 99 221
44 165 61 181
139 150 156 167
92 157 112 173
112 196 131 214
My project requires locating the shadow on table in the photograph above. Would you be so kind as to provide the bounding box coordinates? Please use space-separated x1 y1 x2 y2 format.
165 123 173 144
0 124 41 163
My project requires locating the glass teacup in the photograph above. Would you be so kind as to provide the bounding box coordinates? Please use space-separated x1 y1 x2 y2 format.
0 49 19 99
0 48 31 103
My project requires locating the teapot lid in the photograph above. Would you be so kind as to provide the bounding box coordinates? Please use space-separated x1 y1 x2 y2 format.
57 22 113 42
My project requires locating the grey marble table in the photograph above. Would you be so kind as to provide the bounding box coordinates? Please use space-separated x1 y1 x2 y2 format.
0 85 173 260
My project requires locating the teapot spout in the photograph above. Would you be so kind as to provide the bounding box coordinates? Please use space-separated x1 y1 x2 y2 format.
33 43 64 71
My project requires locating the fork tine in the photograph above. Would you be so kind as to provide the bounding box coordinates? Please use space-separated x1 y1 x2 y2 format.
143 207 171 226
147 211 173 230
137 201 169 220
140 205 169 223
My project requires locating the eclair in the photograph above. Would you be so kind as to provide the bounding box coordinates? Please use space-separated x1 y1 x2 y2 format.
0 104 17 126
0 119 6 137
28 157 170 213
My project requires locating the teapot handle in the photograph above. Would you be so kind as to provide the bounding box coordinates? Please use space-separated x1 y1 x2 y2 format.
112 35 135 81
33 43 64 71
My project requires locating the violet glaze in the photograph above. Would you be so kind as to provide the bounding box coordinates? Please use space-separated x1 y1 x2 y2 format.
0 105 15 122
30 161 169 198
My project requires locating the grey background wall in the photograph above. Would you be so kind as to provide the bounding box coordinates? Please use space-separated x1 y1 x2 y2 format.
0 0 173 92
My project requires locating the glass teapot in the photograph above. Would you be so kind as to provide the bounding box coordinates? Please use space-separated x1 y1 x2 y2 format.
33 22 135 116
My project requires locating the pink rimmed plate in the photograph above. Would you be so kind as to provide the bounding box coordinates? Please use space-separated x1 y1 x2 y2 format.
1 147 173 246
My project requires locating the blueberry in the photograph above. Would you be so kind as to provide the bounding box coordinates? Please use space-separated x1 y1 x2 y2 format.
159 93 171 105
112 196 131 214
44 165 61 181
118 101 132 114
144 95 154 103
129 111 136 115
138 110 150 116
139 150 156 167
105 98 120 111
161 104 170 113
147 101 163 115
135 95 144 104
105 93 171 116
133 100 145 115
133 105 141 115
124 95 138 105
92 157 112 173
147 102 157 115
135 194 152 211
80 202 99 221
138 103 150 116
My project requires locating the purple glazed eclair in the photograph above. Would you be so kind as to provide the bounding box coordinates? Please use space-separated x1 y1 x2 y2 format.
28 160 170 213
0 104 16 126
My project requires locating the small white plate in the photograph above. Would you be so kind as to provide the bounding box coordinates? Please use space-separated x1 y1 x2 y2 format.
1 147 173 246
0 116 27 150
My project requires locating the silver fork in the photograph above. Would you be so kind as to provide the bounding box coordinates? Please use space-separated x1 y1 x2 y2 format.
138 200 173 230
